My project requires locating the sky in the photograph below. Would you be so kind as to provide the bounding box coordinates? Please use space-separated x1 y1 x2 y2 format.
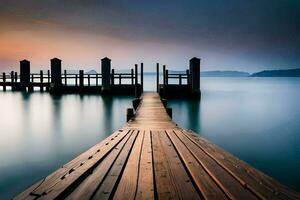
0 0 299 72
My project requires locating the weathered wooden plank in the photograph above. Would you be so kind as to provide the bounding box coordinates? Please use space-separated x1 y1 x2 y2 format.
165 130 228 200
152 130 201 200
91 130 139 200
113 131 145 200
33 129 131 198
135 130 154 200
14 179 44 200
183 130 300 200
65 130 134 199
174 129 258 200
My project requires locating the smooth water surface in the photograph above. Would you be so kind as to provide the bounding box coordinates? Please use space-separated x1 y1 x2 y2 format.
0 76 299 198
0 93 132 199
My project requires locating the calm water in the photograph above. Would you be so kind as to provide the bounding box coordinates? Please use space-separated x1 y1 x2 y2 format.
0 76 300 199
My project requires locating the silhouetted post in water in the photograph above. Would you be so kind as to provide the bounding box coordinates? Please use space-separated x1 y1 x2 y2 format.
40 70 44 92
111 69 115 85
101 57 111 93
2 72 6 91
64 70 67 85
179 74 182 85
135 64 138 97
140 63 143 91
20 59 30 91
88 74 90 86
47 70 50 83
156 63 159 92
119 74 121 84
166 69 169 85
131 69 134 85
79 70 84 89
14 72 17 82
163 65 166 86
189 57 200 96
11 71 14 83
75 74 78 86
96 73 99 86
51 58 62 91
186 69 190 86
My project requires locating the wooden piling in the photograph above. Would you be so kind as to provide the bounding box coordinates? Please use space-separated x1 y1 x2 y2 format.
186 69 190 86
135 64 138 85
135 64 138 97
156 63 159 92
96 74 99 86
79 70 84 88
131 69 134 85
47 70 50 83
111 69 115 85
14 72 17 82
64 70 67 86
11 71 14 83
163 65 166 86
101 57 111 92
88 74 90 86
51 58 62 90
166 69 169 85
140 63 143 90
20 60 30 91
189 57 200 95
179 74 182 85
75 74 78 86
40 70 44 91
3 72 6 91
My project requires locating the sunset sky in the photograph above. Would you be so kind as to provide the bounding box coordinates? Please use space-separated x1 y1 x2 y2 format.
0 0 299 72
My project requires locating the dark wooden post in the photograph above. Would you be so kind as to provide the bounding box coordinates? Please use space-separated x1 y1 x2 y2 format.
135 64 138 97
79 70 84 88
140 63 143 90
10 71 14 83
2 72 6 91
64 70 67 85
47 70 50 83
101 57 111 92
163 65 166 86
179 74 182 85
131 69 134 85
75 74 78 86
135 64 138 85
111 69 115 85
156 63 159 92
14 72 17 82
20 59 30 91
31 74 34 83
186 69 190 85
88 74 90 86
166 70 169 85
96 74 99 86
51 58 62 90
40 70 44 91
119 74 121 85
189 57 200 95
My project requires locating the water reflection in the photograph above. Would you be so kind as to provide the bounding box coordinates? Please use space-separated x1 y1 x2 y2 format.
0 92 132 199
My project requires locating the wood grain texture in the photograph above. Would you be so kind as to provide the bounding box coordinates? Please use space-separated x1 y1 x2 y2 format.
14 92 300 200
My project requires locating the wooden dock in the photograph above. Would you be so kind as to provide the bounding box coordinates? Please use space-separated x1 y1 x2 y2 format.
15 92 300 200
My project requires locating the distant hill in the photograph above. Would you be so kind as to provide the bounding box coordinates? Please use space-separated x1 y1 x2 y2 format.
85 70 98 74
250 68 300 77
200 70 250 77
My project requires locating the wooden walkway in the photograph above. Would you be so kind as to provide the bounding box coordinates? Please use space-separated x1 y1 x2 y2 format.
15 92 300 200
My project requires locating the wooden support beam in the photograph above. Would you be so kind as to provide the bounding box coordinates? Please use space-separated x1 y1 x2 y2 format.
156 63 159 92
40 70 44 92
